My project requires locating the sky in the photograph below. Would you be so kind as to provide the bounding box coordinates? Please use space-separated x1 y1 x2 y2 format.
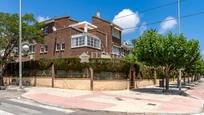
0 0 204 55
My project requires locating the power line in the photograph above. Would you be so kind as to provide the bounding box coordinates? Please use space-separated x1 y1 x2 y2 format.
114 0 188 21
122 11 204 30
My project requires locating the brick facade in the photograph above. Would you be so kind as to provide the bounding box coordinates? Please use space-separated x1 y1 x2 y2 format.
28 16 123 61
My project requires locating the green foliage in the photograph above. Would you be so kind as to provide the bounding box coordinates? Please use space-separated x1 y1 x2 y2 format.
0 12 44 63
89 58 131 72
132 29 202 90
17 58 132 73
133 30 201 71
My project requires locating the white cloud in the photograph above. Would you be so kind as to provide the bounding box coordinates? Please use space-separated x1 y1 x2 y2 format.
112 9 140 34
37 16 50 22
159 16 177 34
139 22 147 35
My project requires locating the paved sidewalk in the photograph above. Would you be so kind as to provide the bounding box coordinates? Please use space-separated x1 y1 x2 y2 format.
20 83 204 114
186 80 204 112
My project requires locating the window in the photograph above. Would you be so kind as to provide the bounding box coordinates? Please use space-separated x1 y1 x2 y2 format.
71 34 101 49
56 43 61 51
56 43 65 51
112 28 121 39
112 46 120 55
40 45 48 53
79 37 85 45
87 36 100 49
61 43 65 50
71 36 85 47
44 45 48 52
29 45 35 53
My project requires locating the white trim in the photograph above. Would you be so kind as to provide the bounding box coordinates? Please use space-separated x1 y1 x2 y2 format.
69 21 97 29
114 26 122 31
71 33 100 40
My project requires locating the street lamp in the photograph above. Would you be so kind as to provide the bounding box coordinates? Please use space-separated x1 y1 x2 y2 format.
19 0 22 89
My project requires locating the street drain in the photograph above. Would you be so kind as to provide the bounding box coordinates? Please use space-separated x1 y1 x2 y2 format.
115 97 123 101
134 98 142 100
147 103 156 106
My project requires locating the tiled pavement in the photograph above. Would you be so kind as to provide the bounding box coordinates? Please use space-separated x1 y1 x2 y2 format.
22 82 204 114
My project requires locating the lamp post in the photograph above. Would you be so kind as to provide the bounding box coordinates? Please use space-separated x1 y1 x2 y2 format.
19 0 22 89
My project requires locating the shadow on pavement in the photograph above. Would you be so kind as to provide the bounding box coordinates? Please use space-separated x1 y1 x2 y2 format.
131 87 188 96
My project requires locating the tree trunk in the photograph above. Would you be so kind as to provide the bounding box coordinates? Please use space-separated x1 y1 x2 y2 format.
194 75 196 81
51 63 55 88
188 76 190 84
0 64 5 86
183 75 186 85
165 76 169 91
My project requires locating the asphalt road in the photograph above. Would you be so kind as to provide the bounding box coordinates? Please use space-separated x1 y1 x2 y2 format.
0 90 138 115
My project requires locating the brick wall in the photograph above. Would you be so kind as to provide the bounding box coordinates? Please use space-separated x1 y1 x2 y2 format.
4 76 185 91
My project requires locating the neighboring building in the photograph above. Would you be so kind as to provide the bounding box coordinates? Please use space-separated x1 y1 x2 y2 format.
27 13 127 61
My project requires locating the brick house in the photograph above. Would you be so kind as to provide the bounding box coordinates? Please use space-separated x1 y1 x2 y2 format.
27 13 127 61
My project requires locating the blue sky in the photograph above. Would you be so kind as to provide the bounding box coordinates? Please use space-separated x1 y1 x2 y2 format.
0 0 204 55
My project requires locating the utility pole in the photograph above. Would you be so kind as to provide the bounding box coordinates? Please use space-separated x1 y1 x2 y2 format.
19 0 22 89
178 0 182 90
178 0 181 34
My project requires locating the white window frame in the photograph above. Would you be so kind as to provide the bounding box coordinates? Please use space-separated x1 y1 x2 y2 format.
112 45 120 55
112 28 121 39
29 44 35 54
71 34 101 49
56 43 65 51
61 43 65 51
56 43 61 51
40 45 48 53
71 35 86 48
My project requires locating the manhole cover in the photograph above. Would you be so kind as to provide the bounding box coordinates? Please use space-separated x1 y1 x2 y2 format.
147 103 156 106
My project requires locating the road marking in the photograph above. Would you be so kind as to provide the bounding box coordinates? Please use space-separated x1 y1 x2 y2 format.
0 110 15 115
1 102 41 114
9 98 74 114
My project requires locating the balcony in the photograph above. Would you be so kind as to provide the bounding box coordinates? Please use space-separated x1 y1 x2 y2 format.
71 33 101 50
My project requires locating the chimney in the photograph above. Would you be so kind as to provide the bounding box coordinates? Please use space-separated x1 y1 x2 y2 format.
96 11 101 18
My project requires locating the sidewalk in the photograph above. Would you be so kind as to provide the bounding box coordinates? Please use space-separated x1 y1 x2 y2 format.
19 80 204 114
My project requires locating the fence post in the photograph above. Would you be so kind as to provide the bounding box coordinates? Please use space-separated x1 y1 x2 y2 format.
51 63 55 88
154 70 157 85
89 67 93 91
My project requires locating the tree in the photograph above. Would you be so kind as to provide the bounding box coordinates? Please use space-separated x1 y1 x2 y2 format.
0 13 44 86
133 30 201 91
